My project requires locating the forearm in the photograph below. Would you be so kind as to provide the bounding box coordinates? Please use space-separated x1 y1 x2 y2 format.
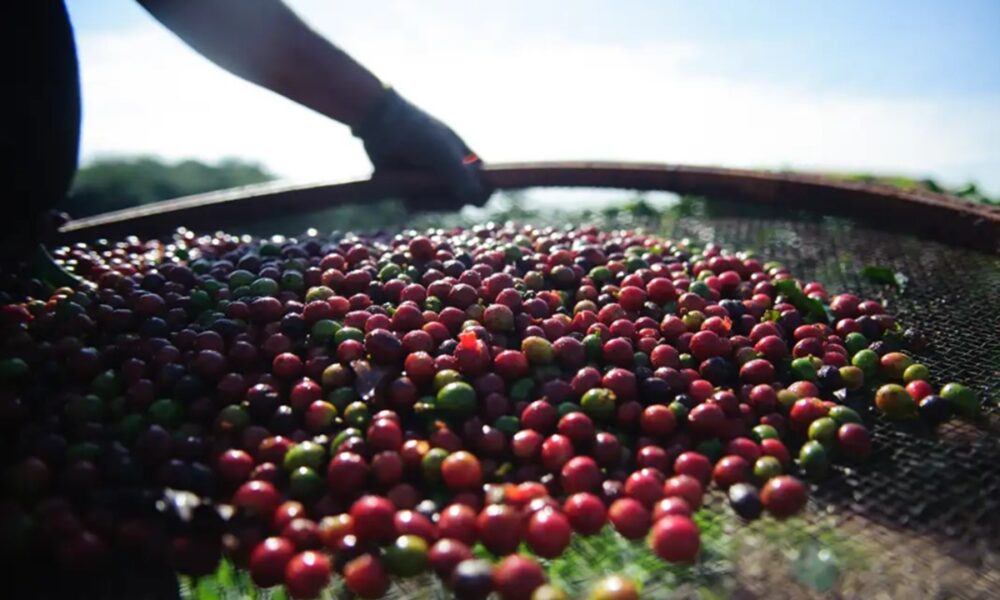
137 0 384 126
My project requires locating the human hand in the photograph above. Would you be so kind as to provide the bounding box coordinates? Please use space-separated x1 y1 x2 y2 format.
353 89 491 208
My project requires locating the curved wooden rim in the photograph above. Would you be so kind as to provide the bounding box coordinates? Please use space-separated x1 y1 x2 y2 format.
58 162 1000 253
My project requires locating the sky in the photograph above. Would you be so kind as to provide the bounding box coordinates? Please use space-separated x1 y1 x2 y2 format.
67 0 1000 194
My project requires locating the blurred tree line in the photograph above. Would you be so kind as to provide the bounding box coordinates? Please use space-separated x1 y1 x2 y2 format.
64 156 274 218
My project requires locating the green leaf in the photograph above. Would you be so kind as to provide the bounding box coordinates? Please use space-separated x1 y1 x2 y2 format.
861 266 907 290
773 279 828 323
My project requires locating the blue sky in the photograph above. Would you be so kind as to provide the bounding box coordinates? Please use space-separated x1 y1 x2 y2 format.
67 0 1000 192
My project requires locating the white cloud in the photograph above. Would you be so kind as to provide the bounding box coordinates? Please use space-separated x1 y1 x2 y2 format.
74 1 1000 193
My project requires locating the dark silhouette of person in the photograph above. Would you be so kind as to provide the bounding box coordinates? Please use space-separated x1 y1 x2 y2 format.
4 1 486 269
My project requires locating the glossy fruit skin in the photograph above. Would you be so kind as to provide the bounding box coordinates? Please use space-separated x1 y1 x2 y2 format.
608 498 651 540
326 452 369 496
902 363 930 384
429 538 473 578
839 366 865 391
522 399 558 432
687 402 725 437
392 510 437 543
233 480 282 517
580 388 617 421
437 381 477 416
476 504 523 555
673 452 712 485
284 551 332 599
639 404 676 437
940 383 980 419
740 359 776 384
343 553 389 599
511 429 543 461
760 438 792 468
648 515 700 563
798 440 830 480
652 496 693 520
494 554 547 600
918 394 952 424
827 405 862 425
712 455 751 489
442 451 483 490
753 455 783 483
836 423 872 462
561 455 602 494
541 434 575 472
452 559 496 600
851 349 879 378
556 412 596 444
248 537 296 588
532 584 571 600
283 518 322 550
218 449 255 484
789 398 828 435
761 475 808 518
790 357 817 381
522 336 555 365
662 475 704 510
588 575 639 600
750 424 779 444
874 384 917 419
728 483 763 520
563 493 607 535
725 437 762 464
879 352 913 380
526 508 572 558
350 495 396 543
905 379 934 403
807 417 838 447
624 468 665 508
381 534 428 578
438 504 478 545
318 514 354 550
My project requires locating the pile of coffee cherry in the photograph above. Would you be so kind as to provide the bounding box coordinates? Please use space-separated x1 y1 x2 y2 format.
0 224 979 599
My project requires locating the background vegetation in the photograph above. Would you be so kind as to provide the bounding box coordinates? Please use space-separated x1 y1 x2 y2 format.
64 157 997 223
65 156 274 218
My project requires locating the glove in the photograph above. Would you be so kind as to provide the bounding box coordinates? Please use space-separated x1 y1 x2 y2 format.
353 88 491 208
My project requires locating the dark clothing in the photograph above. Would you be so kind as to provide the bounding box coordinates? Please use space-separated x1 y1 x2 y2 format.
2 1 81 254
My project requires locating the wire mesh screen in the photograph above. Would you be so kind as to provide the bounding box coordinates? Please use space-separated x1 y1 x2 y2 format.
18 190 1000 599
207 192 1000 599
655 197 1000 599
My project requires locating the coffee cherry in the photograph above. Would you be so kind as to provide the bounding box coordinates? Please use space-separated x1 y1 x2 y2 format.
476 504 522 555
284 551 332 599
342 553 388 599
649 515 700 563
563 492 607 535
525 508 572 558
761 475 808 518
608 498 651 540
350 495 396 543
429 538 473 578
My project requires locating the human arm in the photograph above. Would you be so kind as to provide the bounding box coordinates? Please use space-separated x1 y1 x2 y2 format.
137 0 383 127
137 0 489 205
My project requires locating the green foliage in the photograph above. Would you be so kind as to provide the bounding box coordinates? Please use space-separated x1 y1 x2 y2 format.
861 265 908 290
65 156 274 218
773 278 829 323
833 173 999 205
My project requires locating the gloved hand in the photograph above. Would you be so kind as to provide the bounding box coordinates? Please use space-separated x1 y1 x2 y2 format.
353 88 491 209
